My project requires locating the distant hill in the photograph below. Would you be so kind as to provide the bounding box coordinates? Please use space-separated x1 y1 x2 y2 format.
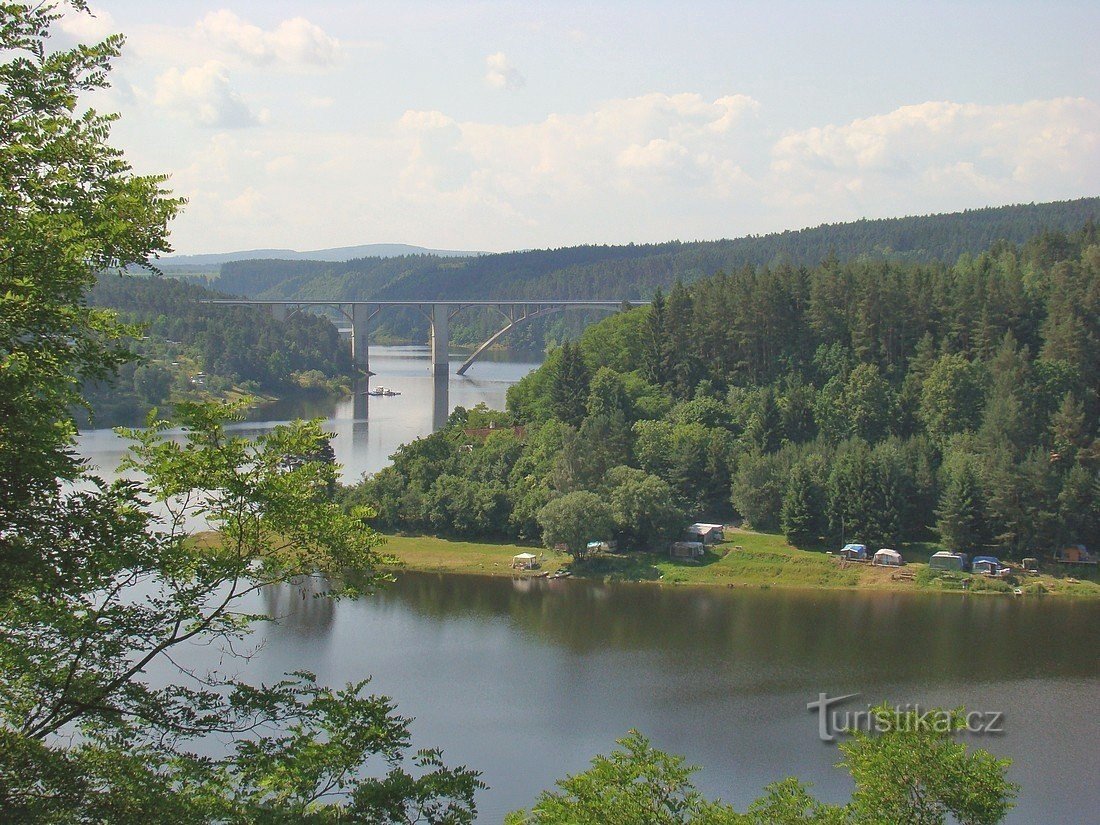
161 243 484 267
186 198 1099 348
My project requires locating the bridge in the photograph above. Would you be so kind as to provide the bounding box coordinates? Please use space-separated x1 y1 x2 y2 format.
202 299 645 376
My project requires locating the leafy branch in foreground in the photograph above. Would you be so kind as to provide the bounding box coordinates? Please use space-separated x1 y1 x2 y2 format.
507 705 1017 824
1 3 482 819
2 402 483 821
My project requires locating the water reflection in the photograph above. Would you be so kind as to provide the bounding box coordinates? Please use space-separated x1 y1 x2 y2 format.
75 345 541 483
241 572 1100 823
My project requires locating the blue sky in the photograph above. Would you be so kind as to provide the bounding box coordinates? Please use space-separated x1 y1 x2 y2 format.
62 2 1100 254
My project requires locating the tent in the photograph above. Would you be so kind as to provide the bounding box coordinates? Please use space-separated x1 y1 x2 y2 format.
929 551 965 571
1056 544 1095 564
670 541 705 559
972 556 1003 576
872 548 903 567
839 543 867 560
685 523 725 545
511 552 538 570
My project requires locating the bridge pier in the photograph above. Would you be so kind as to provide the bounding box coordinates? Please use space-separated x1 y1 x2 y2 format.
351 304 370 374
430 303 449 377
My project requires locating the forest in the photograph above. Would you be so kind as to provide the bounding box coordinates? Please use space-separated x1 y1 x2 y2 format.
343 225 1100 559
81 274 352 425
202 198 1100 350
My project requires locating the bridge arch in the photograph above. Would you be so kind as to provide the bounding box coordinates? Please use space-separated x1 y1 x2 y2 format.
455 304 622 375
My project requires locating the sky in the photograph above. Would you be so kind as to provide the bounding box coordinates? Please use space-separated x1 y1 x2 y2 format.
58 1 1100 255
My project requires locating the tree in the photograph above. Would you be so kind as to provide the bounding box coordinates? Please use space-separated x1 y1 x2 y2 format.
781 461 826 546
919 354 985 444
840 704 1017 825
841 362 895 443
0 5 481 819
641 289 669 387
132 363 172 407
588 366 633 420
934 460 989 553
509 709 1016 824
550 341 591 426
606 466 684 550
537 491 614 559
503 730 738 825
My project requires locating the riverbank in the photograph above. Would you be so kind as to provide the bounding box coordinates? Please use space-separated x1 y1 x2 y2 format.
381 531 1100 598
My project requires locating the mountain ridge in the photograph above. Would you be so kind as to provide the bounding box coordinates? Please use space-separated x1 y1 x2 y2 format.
162 243 485 266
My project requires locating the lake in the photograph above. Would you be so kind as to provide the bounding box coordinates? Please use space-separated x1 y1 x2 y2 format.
76 345 542 484
75 346 1100 823
163 572 1100 824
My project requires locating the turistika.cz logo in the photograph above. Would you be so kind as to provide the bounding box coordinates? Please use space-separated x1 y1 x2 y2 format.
806 693 1006 742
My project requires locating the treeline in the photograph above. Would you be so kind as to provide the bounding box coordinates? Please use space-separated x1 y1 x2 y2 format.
82 275 353 425
207 198 1098 348
348 226 1100 559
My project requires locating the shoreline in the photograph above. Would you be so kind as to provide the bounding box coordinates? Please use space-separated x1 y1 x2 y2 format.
380 532 1100 599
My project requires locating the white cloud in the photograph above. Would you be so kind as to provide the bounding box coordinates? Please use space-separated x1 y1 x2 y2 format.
770 98 1100 209
58 4 116 41
153 61 258 128
484 52 526 91
155 93 1100 254
196 10 341 67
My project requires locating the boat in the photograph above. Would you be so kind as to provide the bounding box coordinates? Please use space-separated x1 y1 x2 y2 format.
365 386 401 397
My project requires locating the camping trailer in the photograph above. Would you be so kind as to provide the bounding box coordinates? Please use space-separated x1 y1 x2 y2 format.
929 551 966 571
1055 544 1096 565
971 556 1006 577
872 548 903 567
838 543 867 561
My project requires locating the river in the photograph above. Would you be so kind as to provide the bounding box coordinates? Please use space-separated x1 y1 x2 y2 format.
74 346 1100 823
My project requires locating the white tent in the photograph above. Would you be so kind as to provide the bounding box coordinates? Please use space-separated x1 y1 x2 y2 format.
872 548 903 567
511 553 538 570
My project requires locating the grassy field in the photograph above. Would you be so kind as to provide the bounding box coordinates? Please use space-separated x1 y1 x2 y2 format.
382 530 1100 598
381 534 568 576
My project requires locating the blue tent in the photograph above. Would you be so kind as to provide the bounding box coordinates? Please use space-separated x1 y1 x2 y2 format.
839 543 867 560
972 555 1002 574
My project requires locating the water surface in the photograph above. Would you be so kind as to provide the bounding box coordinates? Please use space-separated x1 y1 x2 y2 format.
238 573 1099 823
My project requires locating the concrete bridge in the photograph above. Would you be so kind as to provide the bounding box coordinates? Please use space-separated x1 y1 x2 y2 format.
202 299 645 376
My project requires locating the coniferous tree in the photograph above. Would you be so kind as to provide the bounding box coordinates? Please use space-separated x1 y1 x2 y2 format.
550 342 590 426
936 461 991 553
781 461 825 545
641 288 668 387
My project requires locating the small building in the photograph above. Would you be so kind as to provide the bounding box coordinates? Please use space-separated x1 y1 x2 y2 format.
1055 544 1095 564
511 552 538 570
929 551 965 571
838 543 867 561
671 541 706 560
972 556 1005 577
685 523 724 545
1021 557 1039 573
586 540 611 554
872 548 903 567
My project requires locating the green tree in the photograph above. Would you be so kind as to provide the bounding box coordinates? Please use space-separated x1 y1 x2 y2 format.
503 730 738 825
550 341 591 426
606 466 684 550
936 460 991 552
537 491 614 559
510 710 1016 824
842 362 895 443
0 5 481 819
132 362 172 407
588 366 634 420
840 704 1017 825
919 354 985 444
781 460 826 546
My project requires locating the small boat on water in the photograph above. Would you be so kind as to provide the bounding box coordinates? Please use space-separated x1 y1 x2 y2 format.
365 386 401 397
